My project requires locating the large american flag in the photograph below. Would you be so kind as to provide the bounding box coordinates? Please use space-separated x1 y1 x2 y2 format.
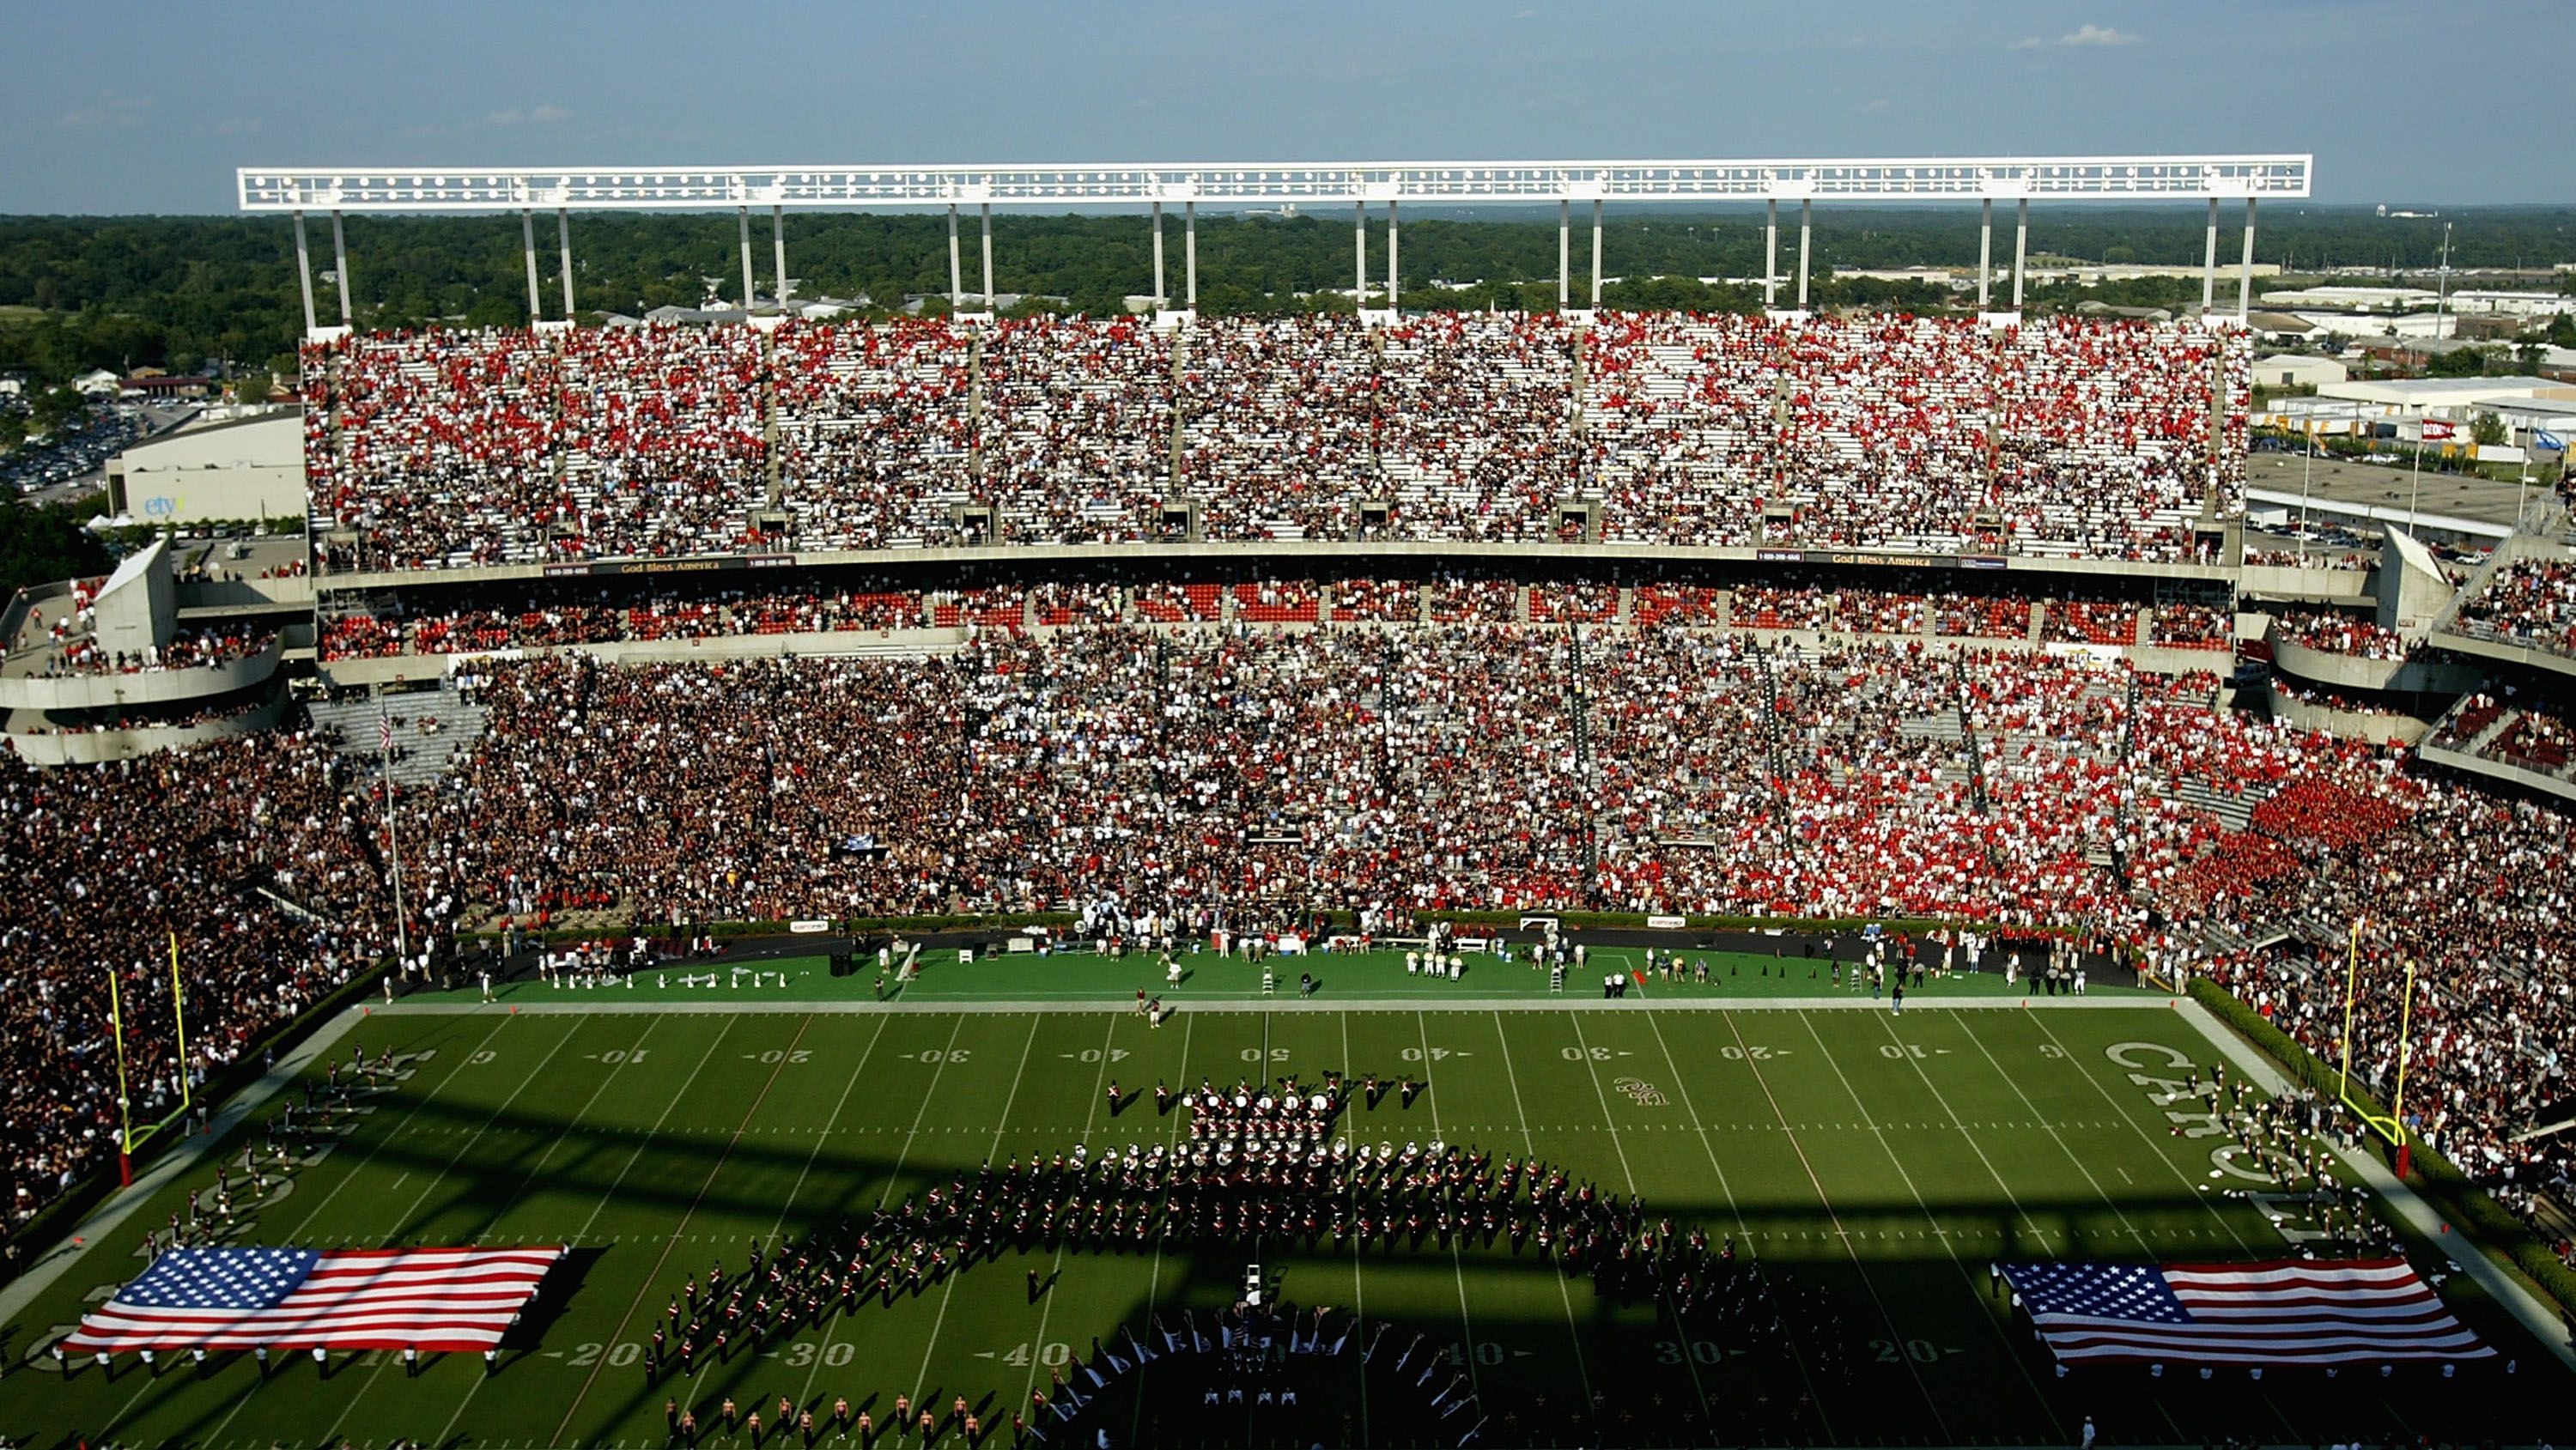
60 1247 564 1354
2003 1259 2491 1365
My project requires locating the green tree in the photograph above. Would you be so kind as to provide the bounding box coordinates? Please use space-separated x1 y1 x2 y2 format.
2428 346 2493 377
2472 412 2507 447
0 498 112 597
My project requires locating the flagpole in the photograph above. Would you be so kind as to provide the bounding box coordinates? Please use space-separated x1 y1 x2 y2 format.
377 691 410 966
2409 420 2423 537
2299 433 2314 549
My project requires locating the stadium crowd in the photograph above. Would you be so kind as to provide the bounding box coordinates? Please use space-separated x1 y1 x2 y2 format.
9 609 2575 1265
301 312 2248 567
0 733 404 1242
2451 555 2576 658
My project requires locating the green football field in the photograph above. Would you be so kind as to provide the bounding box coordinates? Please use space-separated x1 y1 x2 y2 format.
3 996 2563 1449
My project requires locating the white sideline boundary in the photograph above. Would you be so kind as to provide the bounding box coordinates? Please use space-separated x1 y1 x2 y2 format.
2172 998 2576 1375
371 992 2166 1016
0 1010 368 1334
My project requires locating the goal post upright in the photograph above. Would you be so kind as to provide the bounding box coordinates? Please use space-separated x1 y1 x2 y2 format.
2335 914 2415 1166
106 965 135 1186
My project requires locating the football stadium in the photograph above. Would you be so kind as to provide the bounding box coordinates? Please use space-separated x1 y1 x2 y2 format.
5 143 2576 1450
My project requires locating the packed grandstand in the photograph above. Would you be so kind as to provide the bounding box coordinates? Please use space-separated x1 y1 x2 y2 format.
297 312 2246 567
7 304 2573 1312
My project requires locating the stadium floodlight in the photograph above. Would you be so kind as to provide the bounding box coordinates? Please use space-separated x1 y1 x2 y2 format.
238 155 2312 212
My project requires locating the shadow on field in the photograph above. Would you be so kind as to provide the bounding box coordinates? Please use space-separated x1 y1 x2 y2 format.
507 1243 611 1348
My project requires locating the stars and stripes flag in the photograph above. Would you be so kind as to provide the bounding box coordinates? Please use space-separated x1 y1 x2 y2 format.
378 708 394 755
59 1247 564 1354
2002 1259 2490 1366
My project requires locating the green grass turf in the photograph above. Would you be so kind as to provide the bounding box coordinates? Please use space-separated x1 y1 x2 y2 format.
417 945 2147 1007
3 1004 2561 1449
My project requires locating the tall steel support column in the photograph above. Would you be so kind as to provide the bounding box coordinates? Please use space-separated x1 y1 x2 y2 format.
771 204 789 305
947 204 963 313
1589 198 1603 308
292 209 317 333
2201 197 2220 315
1387 201 1400 312
522 209 543 320
2237 197 2258 320
2011 197 2029 311
1796 197 1813 308
737 206 755 307
980 203 994 309
1978 198 1992 310
1354 203 1366 306
1558 198 1571 311
1763 199 1778 310
556 209 574 317
329 210 354 324
1184 200 1197 310
1151 200 1166 308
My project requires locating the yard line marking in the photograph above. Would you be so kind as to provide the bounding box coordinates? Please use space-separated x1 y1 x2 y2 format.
1942 1014 2149 1248
336 1016 684 1447
774 1016 891 1240
1488 1011 1595 1408
782 1016 897 1412
1714 1011 1953 1442
188 1015 550 1450
1411 1012 1483 1408
1863 1016 2050 1249
1569 1016 1703 1404
873 1017 969 1212
1785 1011 2063 1442
434 1018 744 1450
1340 1010 1370 1447
1127 1010 1199 1448
1637 1012 1832 1443
551 1013 818 1446
905 1014 1045 1407
1013 1014 1111 1412
270 1013 519 1237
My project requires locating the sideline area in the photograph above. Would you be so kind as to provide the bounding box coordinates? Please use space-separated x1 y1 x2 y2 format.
405 941 2146 1009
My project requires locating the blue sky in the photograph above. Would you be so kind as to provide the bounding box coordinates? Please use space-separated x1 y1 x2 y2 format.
0 1 2561 213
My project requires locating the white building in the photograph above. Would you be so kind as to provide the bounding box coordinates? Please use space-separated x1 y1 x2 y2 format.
2315 376 2576 423
106 411 307 526
2253 354 2349 388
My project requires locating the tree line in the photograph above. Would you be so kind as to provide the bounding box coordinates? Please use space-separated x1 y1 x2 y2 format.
1 206 2570 386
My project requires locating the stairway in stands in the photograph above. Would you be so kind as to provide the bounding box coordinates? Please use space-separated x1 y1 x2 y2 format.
307 685 489 787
